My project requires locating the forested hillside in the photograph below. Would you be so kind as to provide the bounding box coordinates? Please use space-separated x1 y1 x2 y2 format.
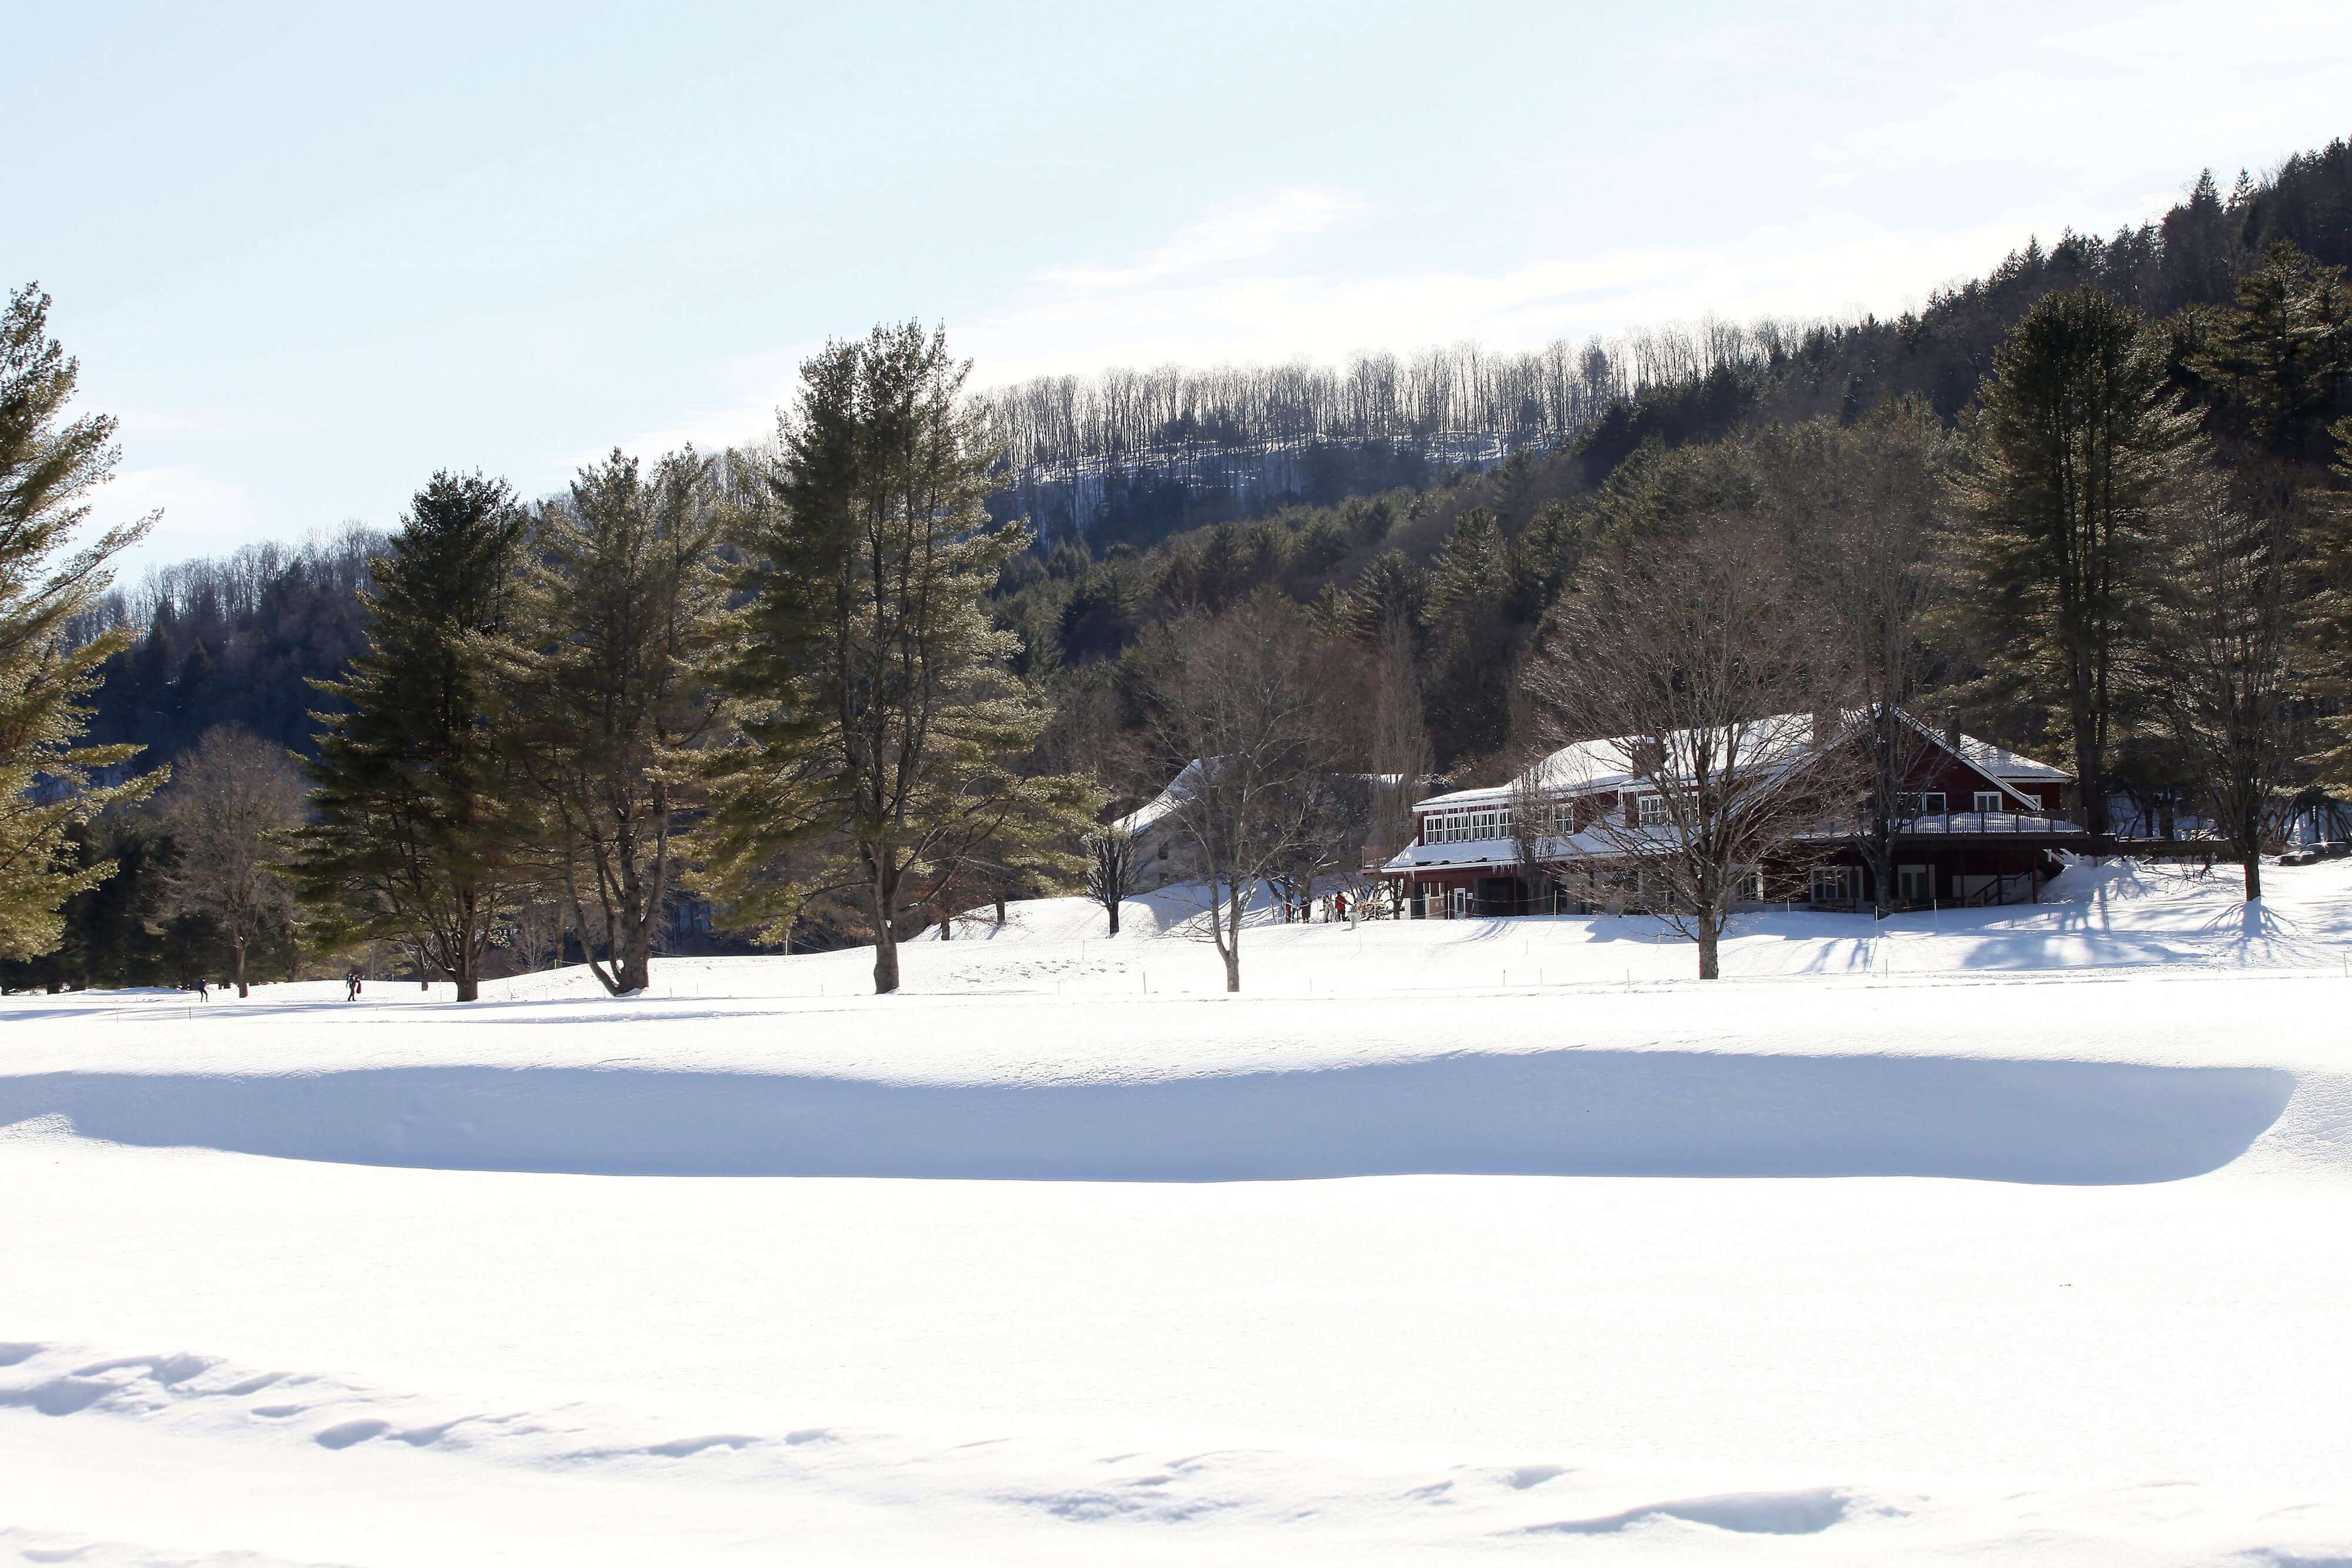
86 142 2352 781
992 142 2352 774
74 529 380 765
983 145 2352 557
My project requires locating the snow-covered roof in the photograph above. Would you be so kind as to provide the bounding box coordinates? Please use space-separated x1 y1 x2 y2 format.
1115 763 1445 838
1111 759 1203 838
1955 735 2072 784
1415 715 1822 812
1413 711 2072 814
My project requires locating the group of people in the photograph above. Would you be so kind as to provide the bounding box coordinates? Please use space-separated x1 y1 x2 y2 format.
183 971 368 1000
1278 891 1357 924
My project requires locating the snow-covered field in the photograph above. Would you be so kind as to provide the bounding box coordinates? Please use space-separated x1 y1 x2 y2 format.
5 859 2351 1564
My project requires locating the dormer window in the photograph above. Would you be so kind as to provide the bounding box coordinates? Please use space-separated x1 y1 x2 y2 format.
1638 794 1667 827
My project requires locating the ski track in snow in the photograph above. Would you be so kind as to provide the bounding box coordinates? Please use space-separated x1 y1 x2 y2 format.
5 858 2352 1564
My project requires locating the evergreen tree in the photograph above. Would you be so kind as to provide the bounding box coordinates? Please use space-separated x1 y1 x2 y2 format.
1957 287 2200 835
2187 242 2352 462
503 448 726 995
2306 416 2352 790
1421 509 1518 764
1345 550 1425 646
293 473 532 1001
0 284 161 960
2145 474 2298 900
702 323 1093 994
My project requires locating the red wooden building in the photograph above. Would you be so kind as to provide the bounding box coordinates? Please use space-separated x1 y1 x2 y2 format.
1381 710 2083 917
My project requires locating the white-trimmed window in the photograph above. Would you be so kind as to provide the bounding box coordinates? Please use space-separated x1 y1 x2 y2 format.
1973 791 2004 814
1637 794 1668 828
1899 791 1947 817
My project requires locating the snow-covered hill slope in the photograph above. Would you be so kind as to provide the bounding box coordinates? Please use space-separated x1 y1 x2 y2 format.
4 857 2351 1564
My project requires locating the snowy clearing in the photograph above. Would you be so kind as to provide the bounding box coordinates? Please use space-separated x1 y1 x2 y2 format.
5 858 2352 1564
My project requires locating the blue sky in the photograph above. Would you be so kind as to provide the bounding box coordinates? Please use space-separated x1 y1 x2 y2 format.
14 1 2352 574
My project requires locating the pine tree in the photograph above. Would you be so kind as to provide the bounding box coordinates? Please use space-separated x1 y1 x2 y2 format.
503 448 726 994
2188 242 2352 462
0 284 161 960
2307 416 2352 791
293 473 532 1001
1957 286 2200 836
2145 473 2298 900
701 323 1093 994
1421 509 1518 764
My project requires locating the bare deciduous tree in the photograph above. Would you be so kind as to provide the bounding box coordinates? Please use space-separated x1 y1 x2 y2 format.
1525 518 1853 979
1084 825 1137 936
1507 767 1559 916
1759 403 1953 915
1367 610 1434 864
1135 595 1350 991
155 724 308 996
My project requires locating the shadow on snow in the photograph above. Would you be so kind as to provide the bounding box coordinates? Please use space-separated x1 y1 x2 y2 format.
0 1050 2290 1186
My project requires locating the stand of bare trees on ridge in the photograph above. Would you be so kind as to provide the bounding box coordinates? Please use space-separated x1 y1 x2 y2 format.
978 320 1859 545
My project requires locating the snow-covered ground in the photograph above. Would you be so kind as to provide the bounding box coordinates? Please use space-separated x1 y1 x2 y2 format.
5 858 2351 1563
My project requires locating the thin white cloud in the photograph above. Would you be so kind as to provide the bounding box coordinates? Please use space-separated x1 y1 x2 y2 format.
954 195 2112 387
589 339 824 468
1037 186 1365 292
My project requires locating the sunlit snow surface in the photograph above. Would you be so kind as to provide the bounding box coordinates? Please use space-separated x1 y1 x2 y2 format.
5 858 2351 1564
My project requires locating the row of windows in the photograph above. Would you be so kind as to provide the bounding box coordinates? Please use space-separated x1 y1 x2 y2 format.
1425 786 2030 844
1425 807 1511 844
1898 791 2012 815
1422 794 1663 843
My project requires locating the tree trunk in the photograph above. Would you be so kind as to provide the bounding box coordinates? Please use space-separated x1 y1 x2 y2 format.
995 895 1007 925
1106 901 1121 937
1863 837 1893 920
1696 907 1720 980
1222 884 1247 992
2070 666 2107 838
614 884 651 994
455 953 480 1003
871 865 901 994
2243 848 2262 902
234 940 249 999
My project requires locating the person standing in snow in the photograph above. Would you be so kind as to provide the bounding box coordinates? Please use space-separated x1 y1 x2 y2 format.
346 968 362 1001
